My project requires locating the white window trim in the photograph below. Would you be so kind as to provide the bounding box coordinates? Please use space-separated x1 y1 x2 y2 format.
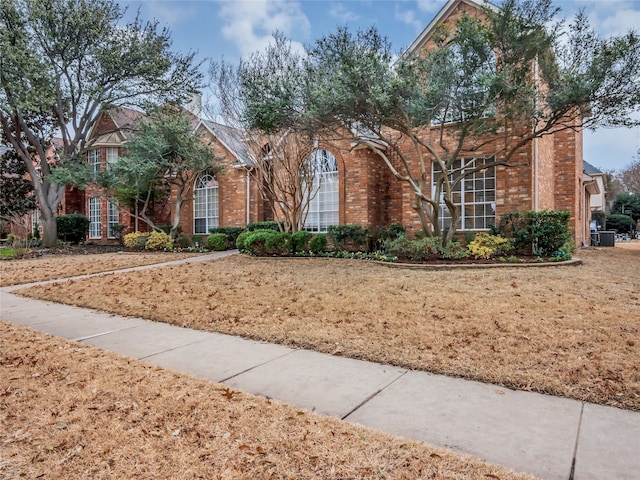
106 147 118 169
107 201 119 239
194 174 219 235
89 198 102 239
432 157 496 231
88 149 100 178
303 149 339 233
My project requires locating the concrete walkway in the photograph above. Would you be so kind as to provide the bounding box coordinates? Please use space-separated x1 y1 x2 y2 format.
1 252 638 480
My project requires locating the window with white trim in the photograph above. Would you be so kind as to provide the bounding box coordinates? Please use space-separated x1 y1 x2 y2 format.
107 201 119 238
194 174 219 234
303 149 339 232
88 149 100 178
433 157 496 231
106 147 118 169
89 198 101 239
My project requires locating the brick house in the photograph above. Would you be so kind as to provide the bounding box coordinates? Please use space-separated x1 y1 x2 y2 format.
44 0 590 247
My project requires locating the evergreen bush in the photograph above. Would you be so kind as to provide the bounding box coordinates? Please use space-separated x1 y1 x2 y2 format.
56 214 90 244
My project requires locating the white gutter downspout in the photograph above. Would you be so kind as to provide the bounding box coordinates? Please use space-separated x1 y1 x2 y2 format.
246 169 251 225
533 55 539 212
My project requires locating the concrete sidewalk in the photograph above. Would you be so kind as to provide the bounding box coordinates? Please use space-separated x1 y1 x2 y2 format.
1 254 638 480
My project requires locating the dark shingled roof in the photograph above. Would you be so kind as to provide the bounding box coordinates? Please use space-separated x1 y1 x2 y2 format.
584 160 604 176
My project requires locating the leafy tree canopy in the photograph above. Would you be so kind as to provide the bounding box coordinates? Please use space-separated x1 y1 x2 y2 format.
0 0 204 246
239 0 640 244
0 146 36 221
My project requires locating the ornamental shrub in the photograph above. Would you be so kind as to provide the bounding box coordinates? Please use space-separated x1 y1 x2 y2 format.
144 231 172 250
207 233 227 251
309 233 327 254
123 232 149 248
327 225 368 251
466 233 512 259
291 230 312 253
493 210 571 256
246 221 282 232
243 229 291 255
209 227 244 248
236 231 249 251
56 214 90 244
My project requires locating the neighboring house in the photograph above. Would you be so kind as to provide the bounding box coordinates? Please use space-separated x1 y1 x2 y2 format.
11 0 592 248
583 161 606 232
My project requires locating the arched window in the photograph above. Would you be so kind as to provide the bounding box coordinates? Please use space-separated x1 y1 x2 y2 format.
194 174 219 234
303 149 339 232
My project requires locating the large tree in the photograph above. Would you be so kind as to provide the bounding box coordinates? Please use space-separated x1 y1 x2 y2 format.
0 146 36 222
243 0 640 245
208 35 319 233
619 152 640 194
103 105 222 238
0 0 203 246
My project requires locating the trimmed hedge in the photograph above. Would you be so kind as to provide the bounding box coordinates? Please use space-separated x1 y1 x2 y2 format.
207 233 227 251
209 227 244 248
492 210 571 256
57 214 89 244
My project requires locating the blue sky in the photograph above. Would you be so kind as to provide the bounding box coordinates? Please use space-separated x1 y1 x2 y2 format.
117 0 640 172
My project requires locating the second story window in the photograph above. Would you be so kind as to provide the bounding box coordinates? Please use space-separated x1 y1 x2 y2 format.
88 149 100 178
106 147 118 168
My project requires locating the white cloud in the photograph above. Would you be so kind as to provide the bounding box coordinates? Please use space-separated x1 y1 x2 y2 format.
416 0 441 13
217 0 311 58
329 2 360 22
588 5 640 36
135 1 199 29
395 7 422 33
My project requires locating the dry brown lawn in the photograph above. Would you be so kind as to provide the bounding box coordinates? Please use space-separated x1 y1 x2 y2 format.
0 321 537 480
0 251 204 286
10 246 640 411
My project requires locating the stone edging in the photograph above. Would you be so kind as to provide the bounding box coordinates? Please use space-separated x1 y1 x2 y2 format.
379 257 583 270
242 254 583 270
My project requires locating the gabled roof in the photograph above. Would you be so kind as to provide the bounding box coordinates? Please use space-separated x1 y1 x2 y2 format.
403 0 498 58
198 119 254 167
89 106 145 146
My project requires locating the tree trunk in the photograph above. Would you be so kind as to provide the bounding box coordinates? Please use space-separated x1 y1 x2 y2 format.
170 184 185 240
41 214 58 247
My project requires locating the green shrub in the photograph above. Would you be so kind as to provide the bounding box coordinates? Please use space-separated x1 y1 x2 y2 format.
466 233 512 259
144 231 172 250
309 233 327 254
191 234 207 247
493 210 571 256
174 235 191 248
207 233 227 251
236 231 249 251
209 227 244 248
384 235 469 260
6 233 16 246
369 223 406 250
327 225 368 251
123 232 149 248
56 214 90 244
246 221 282 232
243 229 291 255
291 230 312 253
606 214 634 234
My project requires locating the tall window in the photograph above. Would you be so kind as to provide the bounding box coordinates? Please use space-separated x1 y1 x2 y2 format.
303 149 339 232
88 149 100 178
107 201 119 239
194 174 218 234
106 147 118 169
89 198 101 239
433 157 496 231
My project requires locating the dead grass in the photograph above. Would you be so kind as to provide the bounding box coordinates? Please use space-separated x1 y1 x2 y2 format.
0 321 537 480
12 246 640 410
0 251 203 287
